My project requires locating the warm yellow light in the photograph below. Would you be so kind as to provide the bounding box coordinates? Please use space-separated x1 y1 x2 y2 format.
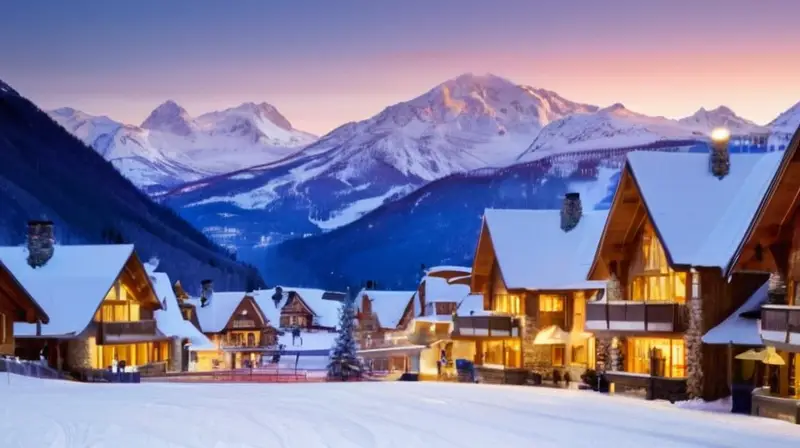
711 127 730 142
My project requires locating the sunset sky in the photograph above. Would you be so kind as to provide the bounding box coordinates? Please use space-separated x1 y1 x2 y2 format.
3 0 800 135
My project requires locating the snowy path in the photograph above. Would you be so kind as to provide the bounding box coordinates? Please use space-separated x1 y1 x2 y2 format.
1 377 800 447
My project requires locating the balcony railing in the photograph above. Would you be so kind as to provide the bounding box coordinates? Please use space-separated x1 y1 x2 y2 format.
220 339 272 349
585 301 687 333
452 315 520 338
98 320 158 343
761 305 800 345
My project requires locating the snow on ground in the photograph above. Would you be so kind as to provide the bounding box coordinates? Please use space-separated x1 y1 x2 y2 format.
2 376 800 447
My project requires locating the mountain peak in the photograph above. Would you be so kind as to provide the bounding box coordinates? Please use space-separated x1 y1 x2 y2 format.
141 100 195 136
679 104 763 134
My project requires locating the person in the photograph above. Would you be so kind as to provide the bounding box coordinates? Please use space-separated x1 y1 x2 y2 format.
112 355 119 373
39 342 49 367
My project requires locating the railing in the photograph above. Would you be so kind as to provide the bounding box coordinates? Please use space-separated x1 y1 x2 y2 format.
452 315 520 337
761 305 800 345
585 302 687 333
98 320 158 342
220 339 272 349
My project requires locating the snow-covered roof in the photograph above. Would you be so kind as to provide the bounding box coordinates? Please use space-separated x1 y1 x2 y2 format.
627 151 783 269
425 266 471 275
1 244 137 337
278 331 337 353
358 289 414 329
252 287 342 329
150 272 215 351
188 291 248 334
483 209 607 291
457 294 490 316
424 276 470 304
702 281 768 346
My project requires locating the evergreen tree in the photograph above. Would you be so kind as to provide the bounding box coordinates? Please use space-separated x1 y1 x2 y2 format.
328 289 360 379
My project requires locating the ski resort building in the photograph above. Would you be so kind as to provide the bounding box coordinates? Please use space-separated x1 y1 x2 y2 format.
0 258 49 356
1 223 174 377
355 288 418 374
466 204 606 385
586 148 781 401
727 125 800 423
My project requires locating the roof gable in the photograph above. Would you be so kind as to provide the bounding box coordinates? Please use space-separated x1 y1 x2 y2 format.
358 289 414 329
151 272 214 350
1 244 139 337
191 291 248 333
626 151 782 269
482 208 607 290
251 287 342 329
0 260 48 324
223 296 267 331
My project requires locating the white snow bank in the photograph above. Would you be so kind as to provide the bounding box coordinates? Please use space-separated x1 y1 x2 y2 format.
674 396 733 414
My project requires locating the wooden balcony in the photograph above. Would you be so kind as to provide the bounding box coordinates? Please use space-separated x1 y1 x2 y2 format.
585 301 688 333
452 315 520 338
97 320 158 344
761 305 800 346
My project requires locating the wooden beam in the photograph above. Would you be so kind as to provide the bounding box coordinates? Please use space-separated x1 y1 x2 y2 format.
769 242 790 277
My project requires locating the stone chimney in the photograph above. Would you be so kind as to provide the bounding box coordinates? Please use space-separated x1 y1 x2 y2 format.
200 279 213 308
272 286 284 308
560 193 582 232
27 220 55 269
710 128 730 179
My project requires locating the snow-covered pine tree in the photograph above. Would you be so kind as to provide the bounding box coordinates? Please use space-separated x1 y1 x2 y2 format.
328 289 360 380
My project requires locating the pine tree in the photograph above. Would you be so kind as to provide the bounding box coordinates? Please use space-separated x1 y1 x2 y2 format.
328 289 360 380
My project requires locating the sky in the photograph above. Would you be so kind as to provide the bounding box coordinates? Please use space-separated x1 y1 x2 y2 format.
2 0 800 136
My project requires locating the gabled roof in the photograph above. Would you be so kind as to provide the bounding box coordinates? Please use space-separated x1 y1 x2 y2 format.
702 281 768 346
357 289 414 329
0 260 48 324
1 244 146 337
252 287 342 329
623 151 782 269
189 291 253 334
482 209 607 290
150 272 214 351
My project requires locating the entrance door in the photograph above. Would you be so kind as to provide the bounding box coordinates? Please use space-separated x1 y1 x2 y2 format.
181 342 189 372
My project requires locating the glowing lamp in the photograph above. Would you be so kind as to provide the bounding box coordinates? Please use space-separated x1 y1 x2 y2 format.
710 127 730 143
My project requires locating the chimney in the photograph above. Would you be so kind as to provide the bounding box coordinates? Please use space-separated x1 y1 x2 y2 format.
709 127 730 179
200 279 213 308
560 193 582 232
27 220 55 268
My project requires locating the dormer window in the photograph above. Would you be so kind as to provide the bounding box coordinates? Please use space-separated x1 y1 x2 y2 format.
628 224 687 303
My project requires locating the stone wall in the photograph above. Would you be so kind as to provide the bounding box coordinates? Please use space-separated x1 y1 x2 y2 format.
685 290 704 398
169 337 182 372
595 336 611 372
520 315 551 374
65 337 94 371
610 337 624 371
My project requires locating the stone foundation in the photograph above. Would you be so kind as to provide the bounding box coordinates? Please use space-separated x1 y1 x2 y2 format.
65 337 94 371
520 315 551 374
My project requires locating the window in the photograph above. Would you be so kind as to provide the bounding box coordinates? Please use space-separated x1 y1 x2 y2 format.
628 225 687 302
493 294 521 315
628 338 686 378
552 345 565 366
540 295 564 312
483 340 521 368
571 345 587 364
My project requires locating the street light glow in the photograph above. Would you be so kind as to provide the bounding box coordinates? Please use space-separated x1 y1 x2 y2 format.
711 127 730 142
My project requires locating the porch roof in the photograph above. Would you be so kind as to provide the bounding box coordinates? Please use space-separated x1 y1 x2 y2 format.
702 281 768 346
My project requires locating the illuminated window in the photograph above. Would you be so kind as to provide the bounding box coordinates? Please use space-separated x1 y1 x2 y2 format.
483 340 521 368
539 295 564 312
571 345 587 364
493 294 521 315
552 345 565 366
628 338 686 378
628 225 687 302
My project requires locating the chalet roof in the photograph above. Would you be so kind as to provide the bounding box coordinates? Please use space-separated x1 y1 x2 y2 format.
189 291 249 334
626 151 783 269
251 287 342 329
278 330 337 353
150 272 214 351
424 276 470 304
0 260 49 324
457 294 490 316
702 281 768 346
483 209 607 291
358 289 414 329
1 244 138 337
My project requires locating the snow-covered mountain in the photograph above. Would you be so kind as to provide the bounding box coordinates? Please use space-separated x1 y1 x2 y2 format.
516 103 706 163
768 101 800 150
162 73 600 247
678 106 768 135
49 101 317 193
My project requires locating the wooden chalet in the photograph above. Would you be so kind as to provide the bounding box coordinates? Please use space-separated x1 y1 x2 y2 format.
1 222 173 378
728 125 800 423
189 287 274 370
0 259 49 356
252 287 343 333
467 202 607 385
355 288 419 374
587 148 780 401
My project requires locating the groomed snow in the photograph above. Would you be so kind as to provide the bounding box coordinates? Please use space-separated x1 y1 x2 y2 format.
3 378 800 447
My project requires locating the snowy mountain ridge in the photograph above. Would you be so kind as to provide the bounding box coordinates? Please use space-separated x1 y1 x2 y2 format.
49 101 317 193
